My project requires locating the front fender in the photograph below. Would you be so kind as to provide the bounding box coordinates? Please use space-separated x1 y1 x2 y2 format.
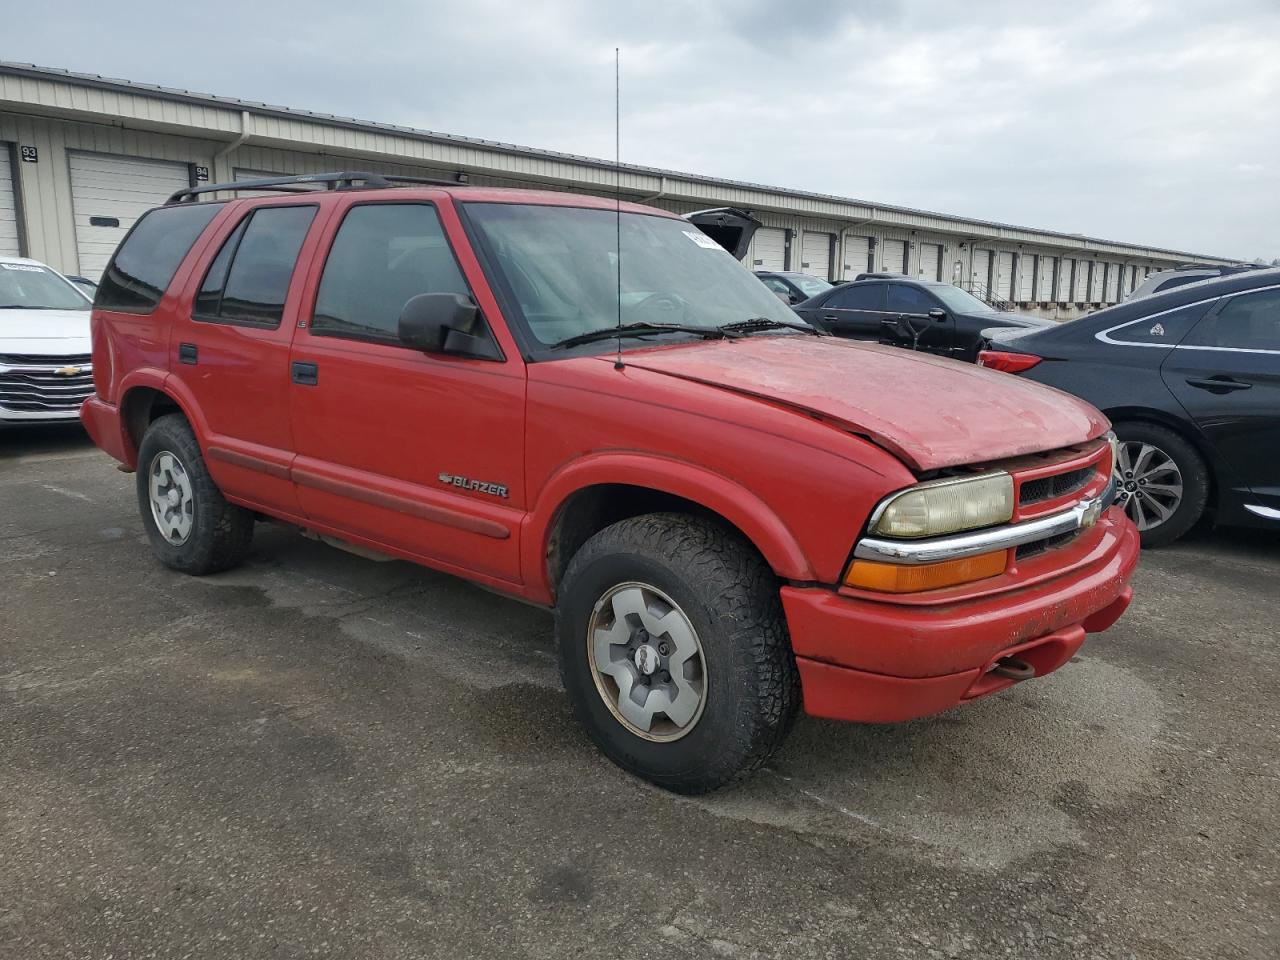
521 451 816 601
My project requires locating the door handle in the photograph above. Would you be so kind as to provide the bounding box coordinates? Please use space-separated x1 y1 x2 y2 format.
822 315 838 322
178 342 198 365
1185 376 1251 393
291 360 319 386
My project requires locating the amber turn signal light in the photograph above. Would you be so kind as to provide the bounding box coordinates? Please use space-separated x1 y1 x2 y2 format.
843 550 1008 593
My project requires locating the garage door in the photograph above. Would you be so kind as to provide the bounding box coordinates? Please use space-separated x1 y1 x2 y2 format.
1038 256 1056 301
1016 254 1035 301
1089 261 1105 302
799 231 832 280
841 235 869 279
881 238 906 274
995 252 1015 300
971 249 991 294
70 153 192 279
750 227 787 271
1074 260 1091 301
918 242 941 281
0 145 19 257
1105 263 1121 302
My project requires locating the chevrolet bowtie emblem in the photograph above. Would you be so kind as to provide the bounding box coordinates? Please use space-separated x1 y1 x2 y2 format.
54 365 83 377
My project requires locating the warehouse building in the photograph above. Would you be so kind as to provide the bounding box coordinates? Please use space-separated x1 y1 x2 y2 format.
0 61 1236 318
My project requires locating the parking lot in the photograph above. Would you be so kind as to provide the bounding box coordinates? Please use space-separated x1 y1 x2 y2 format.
1 424 1276 960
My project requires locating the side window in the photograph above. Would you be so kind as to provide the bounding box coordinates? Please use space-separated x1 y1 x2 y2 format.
96 203 224 313
1154 274 1208 293
886 284 936 313
194 205 317 327
761 277 790 295
825 283 885 310
312 203 470 342
1107 302 1216 345
1184 289 1280 351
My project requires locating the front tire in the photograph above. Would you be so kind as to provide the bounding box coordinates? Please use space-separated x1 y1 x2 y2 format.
1112 421 1209 548
556 513 799 794
136 414 254 574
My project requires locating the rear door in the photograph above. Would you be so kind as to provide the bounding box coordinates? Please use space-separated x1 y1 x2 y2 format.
684 208 759 261
167 199 321 516
1161 287 1280 513
798 282 886 339
286 197 526 583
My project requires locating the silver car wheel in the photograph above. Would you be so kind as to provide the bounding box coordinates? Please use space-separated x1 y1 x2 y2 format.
1115 440 1183 532
148 451 195 546
587 582 708 743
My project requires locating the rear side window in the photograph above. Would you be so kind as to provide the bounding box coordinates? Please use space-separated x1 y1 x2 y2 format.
826 283 885 310
312 203 469 342
1184 289 1280 351
1106 302 1216 345
96 203 223 313
194 205 317 327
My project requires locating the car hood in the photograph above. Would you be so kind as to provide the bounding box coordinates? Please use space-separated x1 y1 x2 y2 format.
0 308 92 355
620 335 1107 472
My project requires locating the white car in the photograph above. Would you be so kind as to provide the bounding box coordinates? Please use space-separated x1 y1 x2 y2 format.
0 256 94 424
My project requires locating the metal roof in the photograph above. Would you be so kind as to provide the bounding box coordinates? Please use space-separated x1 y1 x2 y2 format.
0 61 1237 263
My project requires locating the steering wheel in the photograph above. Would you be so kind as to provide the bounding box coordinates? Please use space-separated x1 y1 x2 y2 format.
630 293 688 324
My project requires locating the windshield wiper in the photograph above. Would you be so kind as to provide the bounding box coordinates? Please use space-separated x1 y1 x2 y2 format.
0 304 40 309
722 316 823 336
551 322 739 350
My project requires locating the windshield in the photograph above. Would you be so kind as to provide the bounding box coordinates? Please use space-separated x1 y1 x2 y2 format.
0 263 91 311
930 283 997 314
465 203 805 347
791 275 833 298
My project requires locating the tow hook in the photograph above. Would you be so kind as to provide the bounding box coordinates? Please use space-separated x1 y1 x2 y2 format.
990 655 1036 681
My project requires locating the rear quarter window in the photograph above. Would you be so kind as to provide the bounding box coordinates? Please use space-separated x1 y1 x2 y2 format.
1102 301 1218 345
96 203 224 313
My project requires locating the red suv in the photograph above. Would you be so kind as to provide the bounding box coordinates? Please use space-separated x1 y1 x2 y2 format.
81 173 1139 793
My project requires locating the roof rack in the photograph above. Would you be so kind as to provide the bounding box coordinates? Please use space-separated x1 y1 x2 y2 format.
166 170 466 205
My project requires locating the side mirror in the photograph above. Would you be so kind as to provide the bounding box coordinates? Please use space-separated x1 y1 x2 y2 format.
398 293 501 360
789 292 804 305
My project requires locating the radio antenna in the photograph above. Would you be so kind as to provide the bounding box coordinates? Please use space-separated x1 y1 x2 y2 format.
613 47 624 371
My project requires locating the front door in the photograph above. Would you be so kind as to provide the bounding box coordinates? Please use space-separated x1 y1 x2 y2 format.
1161 286 1280 513
884 283 954 356
167 199 320 516
286 198 527 584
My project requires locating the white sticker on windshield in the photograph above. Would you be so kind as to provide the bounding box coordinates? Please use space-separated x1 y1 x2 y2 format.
1 263 44 272
1150 322 1165 336
683 230 727 251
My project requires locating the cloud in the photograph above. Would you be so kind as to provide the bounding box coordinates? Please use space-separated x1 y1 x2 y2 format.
4 0 1277 259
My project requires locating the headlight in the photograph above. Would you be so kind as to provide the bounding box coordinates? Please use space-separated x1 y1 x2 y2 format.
871 472 1014 539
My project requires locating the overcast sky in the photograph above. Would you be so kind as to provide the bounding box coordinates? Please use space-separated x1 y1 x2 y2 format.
7 0 1278 259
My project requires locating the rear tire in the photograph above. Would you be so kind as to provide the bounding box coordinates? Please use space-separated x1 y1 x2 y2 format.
136 414 254 574
1112 421 1209 548
555 513 799 794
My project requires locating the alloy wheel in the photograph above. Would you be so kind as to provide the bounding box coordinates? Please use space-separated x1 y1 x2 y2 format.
587 582 708 742
148 451 195 545
1114 440 1183 532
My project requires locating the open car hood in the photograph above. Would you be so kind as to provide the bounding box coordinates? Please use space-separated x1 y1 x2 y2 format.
621 335 1108 472
683 207 760 261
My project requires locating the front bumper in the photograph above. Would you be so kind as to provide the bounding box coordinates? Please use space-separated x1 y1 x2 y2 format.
783 506 1139 723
